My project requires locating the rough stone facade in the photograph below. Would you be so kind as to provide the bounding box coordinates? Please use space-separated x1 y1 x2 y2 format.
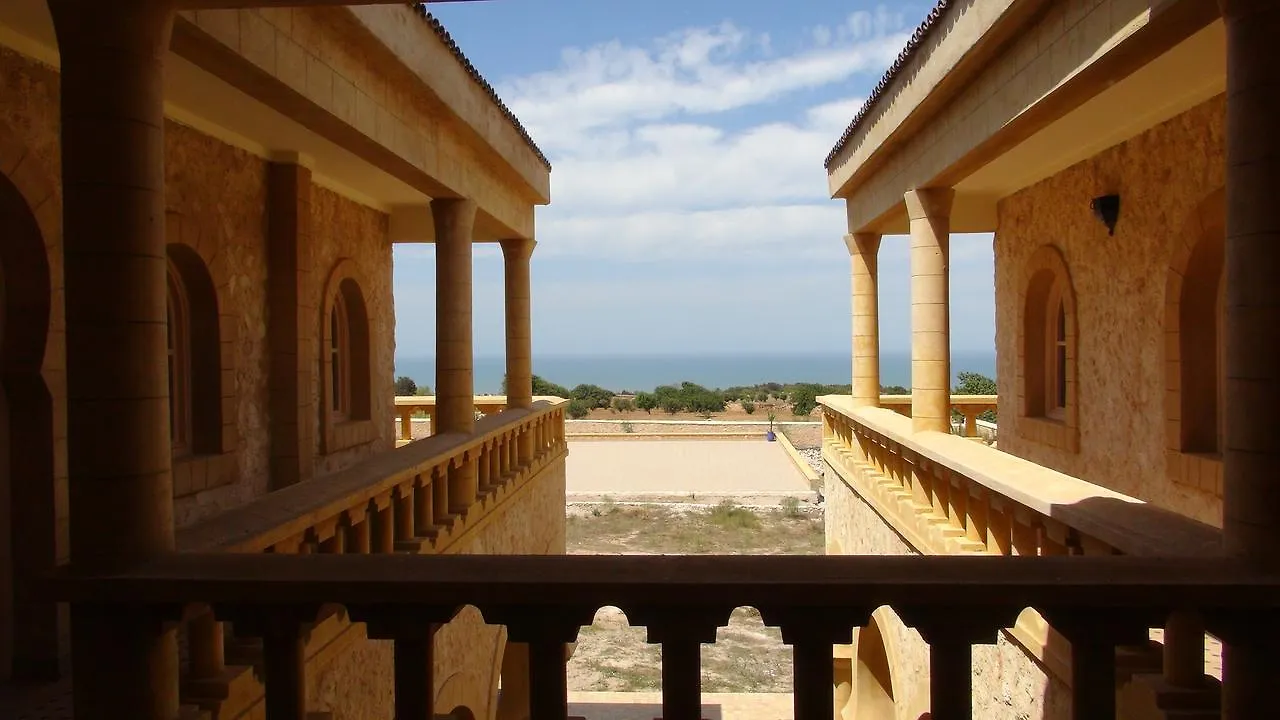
993 95 1226 527
825 463 1070 720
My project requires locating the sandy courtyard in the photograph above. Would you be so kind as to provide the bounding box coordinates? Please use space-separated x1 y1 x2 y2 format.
565 440 813 496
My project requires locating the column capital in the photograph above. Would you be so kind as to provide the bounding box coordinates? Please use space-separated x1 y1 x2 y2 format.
904 187 956 222
500 237 537 260
843 232 881 257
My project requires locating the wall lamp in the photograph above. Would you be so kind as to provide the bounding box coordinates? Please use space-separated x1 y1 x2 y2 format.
1091 194 1120 236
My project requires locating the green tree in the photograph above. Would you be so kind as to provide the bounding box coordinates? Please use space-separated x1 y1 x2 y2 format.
881 384 910 395
660 397 683 415
570 383 615 409
635 392 657 414
394 376 417 396
414 385 432 396
741 400 756 414
790 385 818 417
954 370 997 423
566 399 591 419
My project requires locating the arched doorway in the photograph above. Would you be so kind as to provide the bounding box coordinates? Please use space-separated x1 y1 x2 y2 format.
854 616 896 719
0 159 57 682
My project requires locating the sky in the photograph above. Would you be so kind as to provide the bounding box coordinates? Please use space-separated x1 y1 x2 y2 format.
392 0 996 359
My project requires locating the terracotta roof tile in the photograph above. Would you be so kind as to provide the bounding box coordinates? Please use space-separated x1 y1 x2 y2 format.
824 0 953 170
410 2 552 171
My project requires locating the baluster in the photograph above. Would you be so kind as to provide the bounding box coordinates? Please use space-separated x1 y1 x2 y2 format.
899 608 1018 720
1036 518 1068 556
964 485 989 553
399 409 412 443
414 474 435 538
432 465 451 526
347 508 372 554
985 497 1012 555
487 607 596 720
374 499 395 553
760 608 859 720
322 519 347 554
492 437 504 485
1010 509 1037 556
1042 610 1147 720
352 608 455 720
394 485 415 547
930 467 948 520
225 608 318 720
500 432 512 479
477 442 492 496
963 409 979 437
1163 610 1206 688
189 608 226 686
632 609 728 720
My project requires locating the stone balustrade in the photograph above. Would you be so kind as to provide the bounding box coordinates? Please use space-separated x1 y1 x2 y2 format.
46 553 1280 720
170 400 567 720
394 395 563 445
877 393 997 437
820 395 1223 690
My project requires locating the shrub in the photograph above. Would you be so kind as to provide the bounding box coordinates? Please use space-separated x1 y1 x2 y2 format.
741 400 756 414
612 398 636 413
755 391 769 402
661 398 683 415
780 496 804 520
635 392 657 414
567 399 591 419
621 421 635 434
790 385 818 417
708 500 760 530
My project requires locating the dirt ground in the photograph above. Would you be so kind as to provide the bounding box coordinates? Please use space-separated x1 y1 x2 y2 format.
565 503 824 692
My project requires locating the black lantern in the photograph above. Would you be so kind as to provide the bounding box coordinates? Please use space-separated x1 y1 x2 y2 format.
1090 194 1120 236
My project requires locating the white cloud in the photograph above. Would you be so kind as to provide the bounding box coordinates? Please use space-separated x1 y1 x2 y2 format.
500 10 910 153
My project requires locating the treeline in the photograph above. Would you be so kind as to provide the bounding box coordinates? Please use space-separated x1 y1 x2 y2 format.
399 371 996 422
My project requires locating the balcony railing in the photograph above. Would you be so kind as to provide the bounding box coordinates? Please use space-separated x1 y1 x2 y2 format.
169 400 567 720
394 396 562 446
820 395 1225 695
45 554 1280 720
877 393 997 438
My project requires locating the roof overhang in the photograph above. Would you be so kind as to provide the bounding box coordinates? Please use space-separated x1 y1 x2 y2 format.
827 0 1223 236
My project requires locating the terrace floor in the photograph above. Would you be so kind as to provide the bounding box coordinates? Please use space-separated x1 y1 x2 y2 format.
569 691 793 720
565 440 816 502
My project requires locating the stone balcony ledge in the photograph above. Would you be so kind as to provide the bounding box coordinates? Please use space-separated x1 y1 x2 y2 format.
819 395 1221 558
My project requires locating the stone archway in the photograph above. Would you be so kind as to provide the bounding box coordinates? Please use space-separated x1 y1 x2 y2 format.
0 147 57 681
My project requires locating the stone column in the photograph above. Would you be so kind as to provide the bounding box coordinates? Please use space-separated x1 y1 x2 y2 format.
905 188 955 434
845 232 882 407
48 0 180 717
501 238 536 410
1220 1 1280 717
432 198 478 511
266 158 315 489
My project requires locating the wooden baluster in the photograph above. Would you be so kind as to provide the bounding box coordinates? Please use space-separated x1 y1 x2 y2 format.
222 609 316 720
414 474 434 538
490 607 595 720
632 609 727 720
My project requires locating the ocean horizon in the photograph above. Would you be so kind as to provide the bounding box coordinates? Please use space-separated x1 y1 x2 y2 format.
393 352 997 395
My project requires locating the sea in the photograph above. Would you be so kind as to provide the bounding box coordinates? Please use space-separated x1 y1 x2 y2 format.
393 352 997 395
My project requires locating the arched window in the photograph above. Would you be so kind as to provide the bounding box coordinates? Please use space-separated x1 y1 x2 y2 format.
1165 189 1225 496
320 261 375 454
1018 245 1079 452
166 244 222 458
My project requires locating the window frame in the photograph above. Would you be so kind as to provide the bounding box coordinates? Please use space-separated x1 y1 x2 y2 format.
167 262 193 457
1017 244 1079 453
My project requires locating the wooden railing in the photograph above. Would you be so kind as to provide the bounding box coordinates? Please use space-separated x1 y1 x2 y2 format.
394 395 563 445
878 393 997 437
171 400 567 720
45 554 1280 720
820 395 1223 692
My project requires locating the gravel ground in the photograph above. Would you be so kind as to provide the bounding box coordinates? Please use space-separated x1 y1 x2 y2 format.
796 447 823 476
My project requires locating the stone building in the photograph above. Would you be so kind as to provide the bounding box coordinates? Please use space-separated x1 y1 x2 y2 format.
822 0 1278 718
0 2 566 719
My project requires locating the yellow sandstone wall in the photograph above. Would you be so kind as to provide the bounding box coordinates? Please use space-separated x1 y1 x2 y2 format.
993 95 1226 527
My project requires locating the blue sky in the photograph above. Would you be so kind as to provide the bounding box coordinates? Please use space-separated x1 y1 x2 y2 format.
392 0 996 359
